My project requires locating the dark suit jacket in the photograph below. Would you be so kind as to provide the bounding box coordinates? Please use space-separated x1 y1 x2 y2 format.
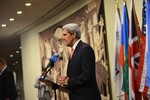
0 67 18 100
66 41 101 100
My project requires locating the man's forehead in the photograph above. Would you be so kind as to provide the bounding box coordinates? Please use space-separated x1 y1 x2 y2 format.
62 29 69 34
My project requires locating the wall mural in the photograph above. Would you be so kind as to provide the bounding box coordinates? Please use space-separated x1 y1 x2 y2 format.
39 0 111 100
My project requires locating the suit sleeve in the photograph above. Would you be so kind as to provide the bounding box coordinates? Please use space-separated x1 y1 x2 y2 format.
5 71 18 99
67 46 96 89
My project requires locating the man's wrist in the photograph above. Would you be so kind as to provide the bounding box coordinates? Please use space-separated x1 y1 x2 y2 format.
64 77 69 85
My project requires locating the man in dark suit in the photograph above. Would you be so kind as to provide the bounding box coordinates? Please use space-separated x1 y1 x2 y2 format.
0 58 18 100
58 23 101 100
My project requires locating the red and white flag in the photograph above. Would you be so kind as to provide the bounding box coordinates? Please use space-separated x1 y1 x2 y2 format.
128 0 142 99
112 3 124 98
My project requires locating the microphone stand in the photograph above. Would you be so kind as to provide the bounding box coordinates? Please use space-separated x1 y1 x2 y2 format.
39 56 70 100
40 62 54 79
39 65 58 100
40 67 51 80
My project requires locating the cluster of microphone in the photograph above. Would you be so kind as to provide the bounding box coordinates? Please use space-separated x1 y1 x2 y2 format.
45 53 59 69
40 53 59 80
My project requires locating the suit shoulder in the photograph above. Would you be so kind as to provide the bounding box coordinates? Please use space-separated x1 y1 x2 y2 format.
81 42 93 50
3 67 14 75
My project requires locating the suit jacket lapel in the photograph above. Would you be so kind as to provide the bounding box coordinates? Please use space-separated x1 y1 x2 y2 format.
68 41 83 69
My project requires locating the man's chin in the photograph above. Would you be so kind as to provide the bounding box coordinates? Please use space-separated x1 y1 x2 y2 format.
66 44 71 47
66 44 69 47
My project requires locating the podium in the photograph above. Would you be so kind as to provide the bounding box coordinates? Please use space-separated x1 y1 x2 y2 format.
39 78 71 100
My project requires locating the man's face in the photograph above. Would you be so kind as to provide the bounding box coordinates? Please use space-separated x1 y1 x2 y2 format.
62 29 74 47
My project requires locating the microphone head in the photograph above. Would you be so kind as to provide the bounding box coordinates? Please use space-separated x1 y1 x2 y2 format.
50 53 59 63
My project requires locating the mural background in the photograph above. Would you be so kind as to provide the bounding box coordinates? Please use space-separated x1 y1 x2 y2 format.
39 0 111 99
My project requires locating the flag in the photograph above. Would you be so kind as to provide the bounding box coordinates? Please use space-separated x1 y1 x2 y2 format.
146 0 150 87
119 2 129 99
136 1 149 100
112 3 124 98
128 0 142 99
136 0 147 92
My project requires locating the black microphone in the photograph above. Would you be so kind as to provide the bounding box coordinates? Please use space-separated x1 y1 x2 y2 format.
45 53 59 69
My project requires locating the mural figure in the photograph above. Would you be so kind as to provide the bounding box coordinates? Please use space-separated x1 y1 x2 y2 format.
50 27 70 100
42 38 52 68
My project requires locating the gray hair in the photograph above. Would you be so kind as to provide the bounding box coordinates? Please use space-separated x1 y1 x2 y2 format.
62 23 81 39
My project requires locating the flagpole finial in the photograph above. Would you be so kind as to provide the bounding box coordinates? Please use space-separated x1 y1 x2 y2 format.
115 0 119 7
115 0 118 4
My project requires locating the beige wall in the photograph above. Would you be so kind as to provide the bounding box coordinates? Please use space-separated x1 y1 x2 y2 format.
21 0 142 100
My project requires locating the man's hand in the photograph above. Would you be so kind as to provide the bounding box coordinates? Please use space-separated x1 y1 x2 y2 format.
58 76 69 85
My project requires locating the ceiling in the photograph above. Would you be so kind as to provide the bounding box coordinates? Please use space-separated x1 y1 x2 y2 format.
0 0 78 67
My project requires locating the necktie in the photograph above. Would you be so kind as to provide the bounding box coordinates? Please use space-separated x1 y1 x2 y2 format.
70 48 74 59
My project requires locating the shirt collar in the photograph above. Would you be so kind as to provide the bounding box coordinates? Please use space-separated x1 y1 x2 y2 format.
0 65 7 75
72 39 80 50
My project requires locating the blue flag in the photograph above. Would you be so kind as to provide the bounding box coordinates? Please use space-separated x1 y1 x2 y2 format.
120 2 129 98
146 0 150 87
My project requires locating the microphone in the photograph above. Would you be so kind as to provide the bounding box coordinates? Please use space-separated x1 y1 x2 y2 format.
45 53 59 69
40 53 59 80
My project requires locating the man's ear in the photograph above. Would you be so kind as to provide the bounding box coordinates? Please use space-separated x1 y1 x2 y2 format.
72 33 76 38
